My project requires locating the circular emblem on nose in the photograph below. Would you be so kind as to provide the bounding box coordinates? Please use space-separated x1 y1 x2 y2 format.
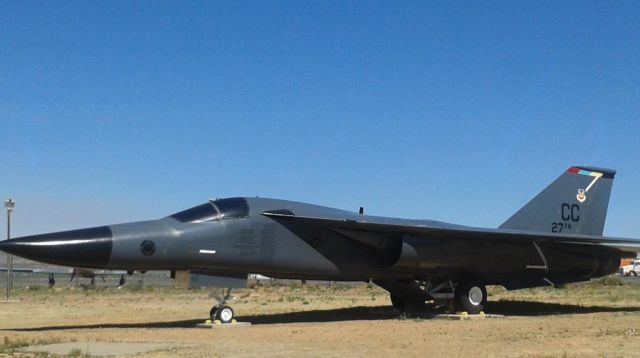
140 240 156 256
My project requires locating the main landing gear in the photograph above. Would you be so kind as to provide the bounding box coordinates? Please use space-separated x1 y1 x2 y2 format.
454 279 487 314
377 278 487 315
210 288 235 323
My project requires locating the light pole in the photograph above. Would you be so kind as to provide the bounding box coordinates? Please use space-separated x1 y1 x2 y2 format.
5 199 15 301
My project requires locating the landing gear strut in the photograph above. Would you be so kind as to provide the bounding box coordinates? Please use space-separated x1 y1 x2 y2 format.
210 288 235 323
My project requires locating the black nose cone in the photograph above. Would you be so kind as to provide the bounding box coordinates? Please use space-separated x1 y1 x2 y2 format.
0 226 113 268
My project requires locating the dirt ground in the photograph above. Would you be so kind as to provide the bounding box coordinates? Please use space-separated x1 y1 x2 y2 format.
2 278 640 357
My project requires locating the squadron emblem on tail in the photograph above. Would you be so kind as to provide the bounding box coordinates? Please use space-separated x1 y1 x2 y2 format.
576 189 586 203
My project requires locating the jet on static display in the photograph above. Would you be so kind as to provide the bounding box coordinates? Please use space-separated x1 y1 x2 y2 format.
1 166 638 323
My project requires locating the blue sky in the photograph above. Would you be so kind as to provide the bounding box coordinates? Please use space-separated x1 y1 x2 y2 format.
1 1 639 237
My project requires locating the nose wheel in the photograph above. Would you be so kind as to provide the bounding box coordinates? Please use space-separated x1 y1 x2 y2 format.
212 305 235 323
210 288 235 323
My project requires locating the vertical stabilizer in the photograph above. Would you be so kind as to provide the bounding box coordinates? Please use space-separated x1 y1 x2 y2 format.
499 166 615 236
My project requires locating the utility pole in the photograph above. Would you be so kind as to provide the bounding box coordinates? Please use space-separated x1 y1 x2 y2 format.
5 199 15 301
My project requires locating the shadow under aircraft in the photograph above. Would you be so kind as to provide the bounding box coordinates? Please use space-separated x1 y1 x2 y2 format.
1 165 639 323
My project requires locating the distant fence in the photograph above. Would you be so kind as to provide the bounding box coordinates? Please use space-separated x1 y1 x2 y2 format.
0 270 365 289
0 271 174 289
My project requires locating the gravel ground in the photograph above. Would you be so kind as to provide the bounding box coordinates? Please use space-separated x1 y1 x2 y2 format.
1 278 640 357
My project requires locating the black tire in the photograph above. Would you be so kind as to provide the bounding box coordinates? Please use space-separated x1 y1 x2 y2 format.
632 271 638 277
215 305 235 323
454 280 487 314
390 294 406 312
209 306 219 321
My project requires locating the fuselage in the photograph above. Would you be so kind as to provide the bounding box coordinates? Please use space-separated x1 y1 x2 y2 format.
0 197 622 287
107 197 448 280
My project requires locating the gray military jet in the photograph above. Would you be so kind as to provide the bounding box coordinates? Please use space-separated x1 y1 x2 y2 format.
1 166 638 322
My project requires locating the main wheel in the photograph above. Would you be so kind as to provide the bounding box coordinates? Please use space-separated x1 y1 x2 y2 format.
216 305 235 323
390 294 406 312
454 280 487 314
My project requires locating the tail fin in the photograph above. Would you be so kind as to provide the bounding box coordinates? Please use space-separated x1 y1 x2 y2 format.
499 166 616 236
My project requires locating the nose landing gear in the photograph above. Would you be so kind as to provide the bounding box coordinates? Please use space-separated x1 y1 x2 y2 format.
210 288 235 323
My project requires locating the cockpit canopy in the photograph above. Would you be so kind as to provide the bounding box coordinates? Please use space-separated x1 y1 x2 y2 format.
169 197 249 223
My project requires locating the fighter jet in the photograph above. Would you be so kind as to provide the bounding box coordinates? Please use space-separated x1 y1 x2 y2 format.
1 166 638 322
